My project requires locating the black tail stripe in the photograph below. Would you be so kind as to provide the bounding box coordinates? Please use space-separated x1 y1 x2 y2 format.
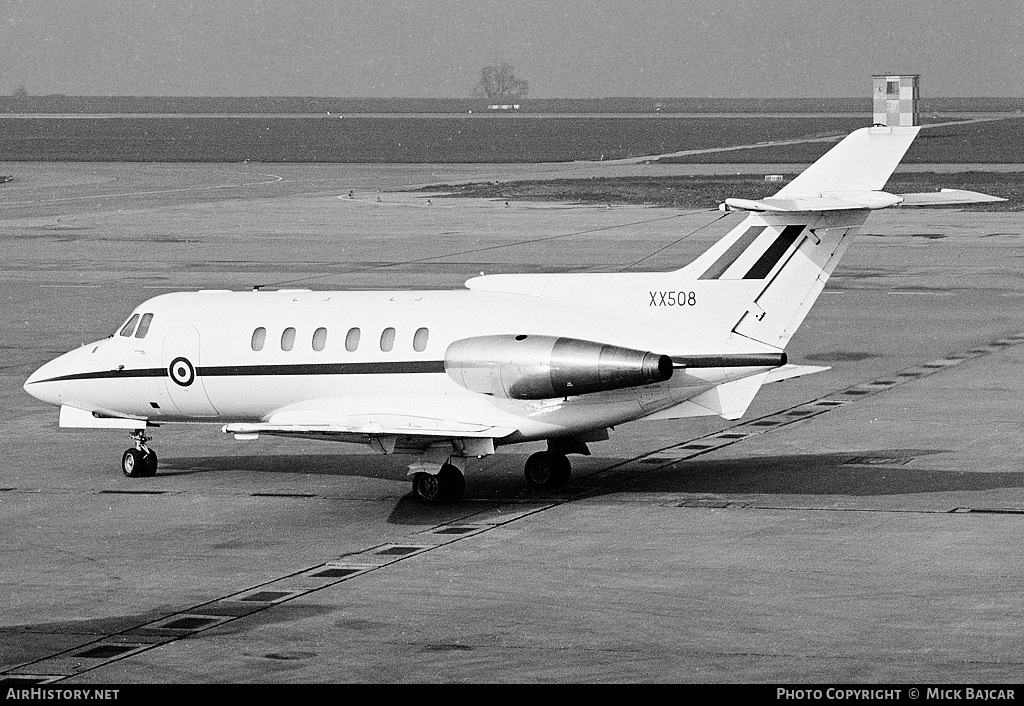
699 225 766 280
743 225 805 279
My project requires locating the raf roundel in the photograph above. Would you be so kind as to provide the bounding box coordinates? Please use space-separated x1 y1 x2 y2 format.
168 357 196 387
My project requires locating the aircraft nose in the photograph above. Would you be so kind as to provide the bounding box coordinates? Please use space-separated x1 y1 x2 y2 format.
24 353 74 407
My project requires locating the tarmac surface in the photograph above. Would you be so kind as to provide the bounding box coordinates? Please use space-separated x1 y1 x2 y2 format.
2 161 1023 684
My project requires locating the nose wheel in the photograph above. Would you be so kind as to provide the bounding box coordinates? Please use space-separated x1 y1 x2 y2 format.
122 430 158 478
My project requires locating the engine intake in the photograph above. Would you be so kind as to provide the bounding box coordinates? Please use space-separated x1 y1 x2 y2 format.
445 335 673 400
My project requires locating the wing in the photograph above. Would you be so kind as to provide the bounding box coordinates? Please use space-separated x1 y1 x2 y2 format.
221 398 517 454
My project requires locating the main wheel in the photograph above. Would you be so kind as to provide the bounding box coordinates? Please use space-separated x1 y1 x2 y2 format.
437 463 466 500
141 449 158 477
121 448 147 478
524 451 571 489
412 472 443 503
411 464 466 503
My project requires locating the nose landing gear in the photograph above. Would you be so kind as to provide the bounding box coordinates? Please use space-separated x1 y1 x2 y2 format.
122 430 158 478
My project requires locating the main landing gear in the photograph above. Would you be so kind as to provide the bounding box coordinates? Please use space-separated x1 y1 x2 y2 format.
121 430 158 478
410 449 575 503
411 463 466 503
523 450 572 490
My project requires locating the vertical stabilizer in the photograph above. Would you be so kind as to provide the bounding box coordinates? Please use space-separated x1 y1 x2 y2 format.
661 126 923 350
727 211 863 348
773 126 919 197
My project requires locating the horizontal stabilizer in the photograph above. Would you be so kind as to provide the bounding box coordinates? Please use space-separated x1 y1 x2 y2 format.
725 189 1007 212
723 191 903 213
896 189 1007 207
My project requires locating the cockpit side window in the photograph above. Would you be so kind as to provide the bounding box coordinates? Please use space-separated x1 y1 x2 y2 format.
119 314 140 337
134 313 154 339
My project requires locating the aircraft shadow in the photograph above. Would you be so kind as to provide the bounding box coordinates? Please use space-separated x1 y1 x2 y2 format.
158 447 1024 503
0 603 337 639
604 448 1024 498
158 453 411 481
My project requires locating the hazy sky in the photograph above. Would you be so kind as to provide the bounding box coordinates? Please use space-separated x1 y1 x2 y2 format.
3 0 1022 98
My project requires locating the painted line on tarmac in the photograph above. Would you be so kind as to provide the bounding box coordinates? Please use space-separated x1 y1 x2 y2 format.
6 330 1024 682
0 500 558 683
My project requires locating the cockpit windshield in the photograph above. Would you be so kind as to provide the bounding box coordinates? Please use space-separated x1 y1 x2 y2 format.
135 313 153 338
117 312 155 339
119 314 140 337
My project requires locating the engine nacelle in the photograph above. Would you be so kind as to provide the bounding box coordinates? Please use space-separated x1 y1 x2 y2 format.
444 335 673 400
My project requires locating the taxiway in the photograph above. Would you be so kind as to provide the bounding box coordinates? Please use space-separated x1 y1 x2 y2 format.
2 162 1023 683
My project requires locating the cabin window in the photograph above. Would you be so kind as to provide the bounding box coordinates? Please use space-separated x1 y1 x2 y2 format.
312 327 328 352
251 327 266 351
380 327 396 352
413 327 429 352
345 327 361 352
281 327 296 351
134 313 153 339
119 314 140 337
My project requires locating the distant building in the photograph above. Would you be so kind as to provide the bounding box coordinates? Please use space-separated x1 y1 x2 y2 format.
872 74 920 126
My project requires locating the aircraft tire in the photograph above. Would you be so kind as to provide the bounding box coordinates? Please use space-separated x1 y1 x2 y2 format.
142 449 158 477
412 465 466 503
438 463 466 500
412 471 444 503
524 451 571 489
121 448 148 478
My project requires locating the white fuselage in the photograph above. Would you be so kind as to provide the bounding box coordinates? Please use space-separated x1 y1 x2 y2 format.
25 287 775 446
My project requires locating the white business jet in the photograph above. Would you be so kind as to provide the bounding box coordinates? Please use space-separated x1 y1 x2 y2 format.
24 126 1003 502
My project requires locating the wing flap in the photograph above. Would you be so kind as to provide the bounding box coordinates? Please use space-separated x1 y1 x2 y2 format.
223 409 516 439
224 396 518 440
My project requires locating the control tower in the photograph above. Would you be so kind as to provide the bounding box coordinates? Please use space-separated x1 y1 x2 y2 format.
873 74 920 126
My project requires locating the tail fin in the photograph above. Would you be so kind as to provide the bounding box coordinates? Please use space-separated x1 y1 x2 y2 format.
775 125 919 197
669 126 925 350
674 208 864 350
468 126 1001 355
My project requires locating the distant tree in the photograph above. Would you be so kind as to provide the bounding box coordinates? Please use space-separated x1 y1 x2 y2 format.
473 62 528 102
11 84 29 112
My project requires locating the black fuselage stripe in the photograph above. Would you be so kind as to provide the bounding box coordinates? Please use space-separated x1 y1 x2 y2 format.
202 361 446 376
31 361 446 384
32 368 168 383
